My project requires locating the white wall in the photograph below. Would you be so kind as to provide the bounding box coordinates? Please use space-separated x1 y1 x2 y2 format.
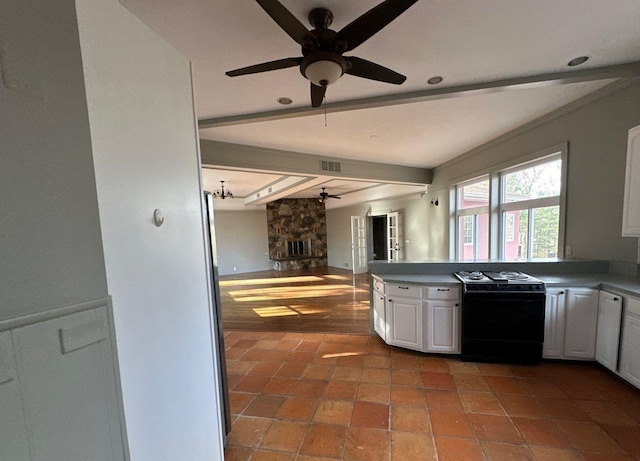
0 0 107 322
326 195 435 268
213 209 272 275
76 0 223 459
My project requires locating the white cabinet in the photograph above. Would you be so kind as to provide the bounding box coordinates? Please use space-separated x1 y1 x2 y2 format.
0 332 30 461
372 276 387 340
425 301 460 353
595 291 623 372
0 304 125 461
387 297 423 351
564 288 599 359
375 280 461 354
543 288 567 358
543 288 598 360
423 287 460 353
386 283 423 351
620 297 640 388
373 290 387 340
622 124 640 236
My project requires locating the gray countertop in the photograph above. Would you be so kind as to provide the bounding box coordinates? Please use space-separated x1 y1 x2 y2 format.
372 273 461 285
541 273 640 297
372 272 640 298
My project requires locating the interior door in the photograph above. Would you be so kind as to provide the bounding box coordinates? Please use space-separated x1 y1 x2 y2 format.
387 212 403 261
351 216 368 274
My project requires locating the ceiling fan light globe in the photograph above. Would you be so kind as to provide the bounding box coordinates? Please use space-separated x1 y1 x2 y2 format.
303 59 344 86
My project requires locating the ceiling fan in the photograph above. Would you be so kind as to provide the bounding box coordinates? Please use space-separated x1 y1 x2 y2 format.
319 187 342 203
226 0 418 107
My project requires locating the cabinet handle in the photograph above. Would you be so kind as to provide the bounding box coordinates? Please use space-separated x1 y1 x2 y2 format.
437 288 450 291
559 291 565 295
398 286 409 290
613 297 619 301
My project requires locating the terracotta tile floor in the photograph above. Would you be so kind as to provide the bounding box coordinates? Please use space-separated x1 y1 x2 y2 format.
223 330 640 461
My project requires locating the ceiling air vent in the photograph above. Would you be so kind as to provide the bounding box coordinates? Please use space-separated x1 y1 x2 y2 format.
320 160 341 173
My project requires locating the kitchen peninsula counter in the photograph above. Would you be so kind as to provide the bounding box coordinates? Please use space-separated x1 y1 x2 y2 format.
370 260 640 297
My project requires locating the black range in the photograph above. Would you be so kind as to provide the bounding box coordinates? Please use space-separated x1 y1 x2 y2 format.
454 271 546 365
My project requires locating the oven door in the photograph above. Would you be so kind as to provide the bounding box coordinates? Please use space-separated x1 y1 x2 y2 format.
461 291 546 364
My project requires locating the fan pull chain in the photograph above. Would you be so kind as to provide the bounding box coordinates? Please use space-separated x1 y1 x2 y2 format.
324 95 328 127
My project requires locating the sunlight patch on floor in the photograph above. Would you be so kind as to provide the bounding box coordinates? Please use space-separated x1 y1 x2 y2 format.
229 284 368 302
321 352 364 359
220 276 324 287
251 305 329 317
252 306 300 317
324 275 350 280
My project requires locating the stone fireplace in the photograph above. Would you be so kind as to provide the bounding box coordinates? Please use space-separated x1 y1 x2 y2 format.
266 198 327 271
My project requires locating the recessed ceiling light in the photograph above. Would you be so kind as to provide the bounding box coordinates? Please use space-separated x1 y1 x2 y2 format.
568 56 589 67
428 76 443 85
277 97 293 105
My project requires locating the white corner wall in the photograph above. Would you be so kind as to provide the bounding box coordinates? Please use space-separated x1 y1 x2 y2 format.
0 0 108 322
326 196 433 268
76 0 223 459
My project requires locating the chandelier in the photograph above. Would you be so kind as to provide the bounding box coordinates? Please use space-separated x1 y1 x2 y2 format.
212 181 233 199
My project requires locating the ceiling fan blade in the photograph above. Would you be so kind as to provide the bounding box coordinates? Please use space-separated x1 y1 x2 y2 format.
336 0 419 52
345 56 406 84
311 83 326 107
328 195 342 199
255 0 317 47
226 57 302 77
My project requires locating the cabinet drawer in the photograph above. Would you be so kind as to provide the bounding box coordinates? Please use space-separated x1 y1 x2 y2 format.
627 297 640 317
372 278 385 294
425 286 460 300
387 284 422 299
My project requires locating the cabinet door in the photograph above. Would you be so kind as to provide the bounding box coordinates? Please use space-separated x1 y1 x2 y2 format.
543 288 566 358
373 291 387 340
425 300 460 353
622 124 640 236
595 291 623 372
387 297 422 350
620 298 640 389
0 332 30 461
564 288 599 359
12 307 124 461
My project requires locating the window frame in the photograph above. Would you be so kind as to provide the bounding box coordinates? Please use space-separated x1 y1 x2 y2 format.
454 176 490 260
450 144 567 261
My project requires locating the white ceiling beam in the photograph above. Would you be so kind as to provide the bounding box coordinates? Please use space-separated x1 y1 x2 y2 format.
244 175 316 206
198 62 640 128
200 139 432 185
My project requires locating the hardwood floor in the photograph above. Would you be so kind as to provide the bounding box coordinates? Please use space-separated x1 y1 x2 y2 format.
219 267 371 334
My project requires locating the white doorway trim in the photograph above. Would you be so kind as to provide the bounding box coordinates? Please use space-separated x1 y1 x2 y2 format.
351 216 368 274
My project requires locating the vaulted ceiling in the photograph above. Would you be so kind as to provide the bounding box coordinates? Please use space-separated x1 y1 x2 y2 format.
121 0 640 209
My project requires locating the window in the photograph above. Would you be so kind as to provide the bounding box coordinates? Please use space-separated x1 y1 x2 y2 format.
501 158 562 260
455 177 489 260
505 213 515 242
452 146 566 260
463 216 474 244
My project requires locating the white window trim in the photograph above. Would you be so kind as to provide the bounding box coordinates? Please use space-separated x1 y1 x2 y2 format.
454 176 490 260
498 152 565 260
450 144 567 260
